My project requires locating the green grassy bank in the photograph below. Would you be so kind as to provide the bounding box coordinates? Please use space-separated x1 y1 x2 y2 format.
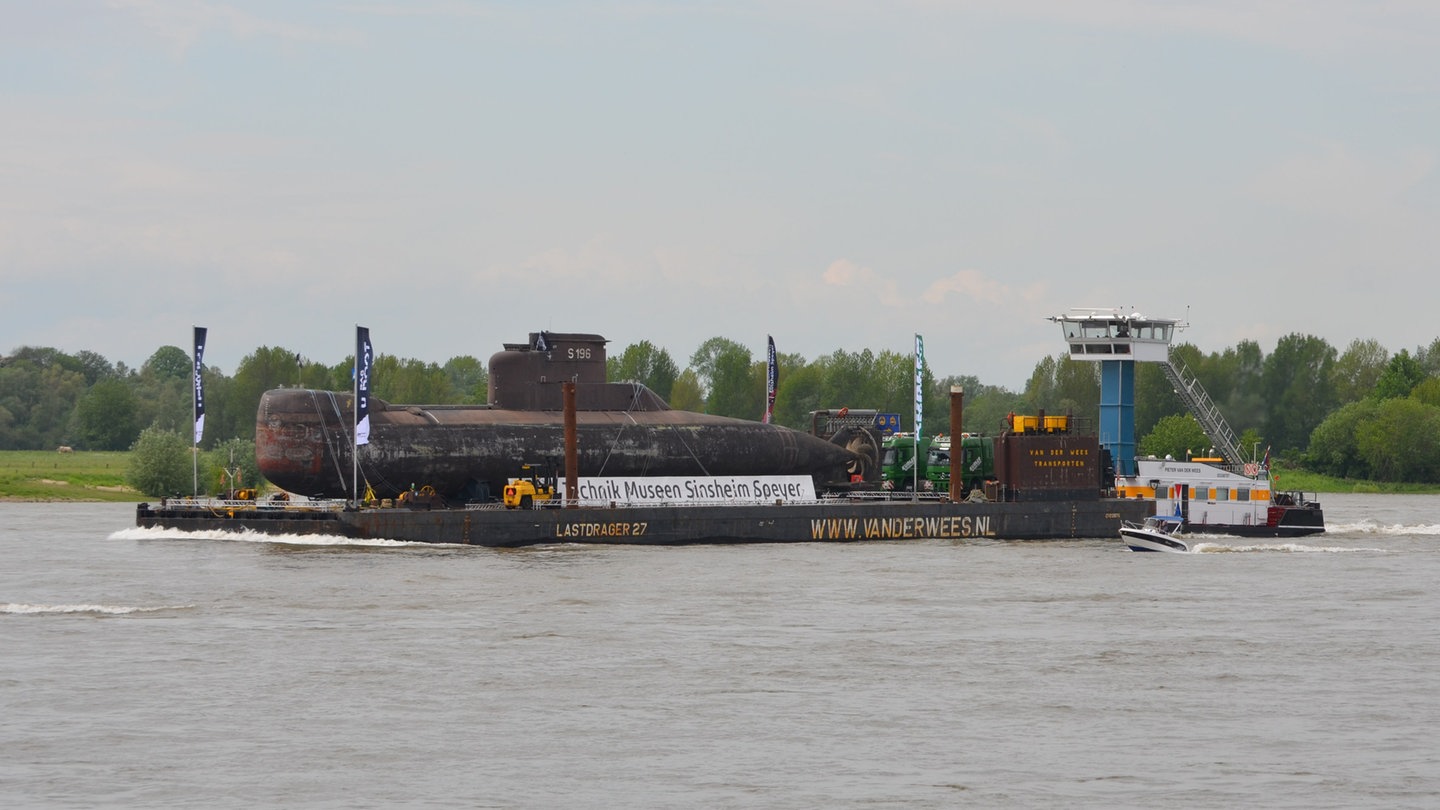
0 450 142 502
1271 468 1440 496
0 451 1435 501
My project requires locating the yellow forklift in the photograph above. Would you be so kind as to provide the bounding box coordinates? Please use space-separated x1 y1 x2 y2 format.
502 463 558 509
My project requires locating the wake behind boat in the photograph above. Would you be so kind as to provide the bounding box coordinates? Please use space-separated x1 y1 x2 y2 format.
1120 513 1190 553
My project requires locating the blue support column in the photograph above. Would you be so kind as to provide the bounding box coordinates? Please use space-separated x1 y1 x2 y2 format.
1099 360 1136 476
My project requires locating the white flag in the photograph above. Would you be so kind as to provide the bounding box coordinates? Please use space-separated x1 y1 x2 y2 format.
913 333 925 435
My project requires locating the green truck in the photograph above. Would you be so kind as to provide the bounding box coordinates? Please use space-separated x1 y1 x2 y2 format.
880 434 931 491
881 433 997 497
925 435 996 497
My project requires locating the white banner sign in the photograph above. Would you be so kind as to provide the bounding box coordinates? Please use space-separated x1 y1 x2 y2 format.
570 475 816 505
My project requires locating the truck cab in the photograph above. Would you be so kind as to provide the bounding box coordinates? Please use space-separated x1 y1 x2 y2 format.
926 434 996 498
881 433 930 490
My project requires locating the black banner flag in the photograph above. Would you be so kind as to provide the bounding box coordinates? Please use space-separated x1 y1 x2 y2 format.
356 326 372 445
192 326 207 445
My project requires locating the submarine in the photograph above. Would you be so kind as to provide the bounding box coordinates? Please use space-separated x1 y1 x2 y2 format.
255 331 877 500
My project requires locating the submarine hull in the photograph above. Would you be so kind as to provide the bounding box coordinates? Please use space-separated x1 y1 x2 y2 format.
256 388 861 499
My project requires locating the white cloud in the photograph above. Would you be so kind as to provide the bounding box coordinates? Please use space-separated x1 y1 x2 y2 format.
922 269 1006 305
516 237 633 281
822 259 909 308
820 258 865 287
823 260 1047 313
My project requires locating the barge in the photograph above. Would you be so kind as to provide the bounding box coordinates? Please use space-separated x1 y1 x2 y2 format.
134 494 1149 546
136 328 1152 546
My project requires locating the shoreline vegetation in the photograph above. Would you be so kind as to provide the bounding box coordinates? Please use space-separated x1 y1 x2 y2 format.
0 450 146 502
1 450 1437 502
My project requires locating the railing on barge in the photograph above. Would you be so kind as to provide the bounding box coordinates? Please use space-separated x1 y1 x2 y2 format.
139 488 968 520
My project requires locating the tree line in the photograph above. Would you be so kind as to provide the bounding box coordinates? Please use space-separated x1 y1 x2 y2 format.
6 332 1440 487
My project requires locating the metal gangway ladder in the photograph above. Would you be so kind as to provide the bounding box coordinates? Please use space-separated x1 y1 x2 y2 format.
1159 351 1245 465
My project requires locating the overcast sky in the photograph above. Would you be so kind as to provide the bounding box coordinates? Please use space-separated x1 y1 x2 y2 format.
3 1 1438 390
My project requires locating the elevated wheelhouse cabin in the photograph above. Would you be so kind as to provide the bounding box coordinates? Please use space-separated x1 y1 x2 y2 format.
1054 310 1179 363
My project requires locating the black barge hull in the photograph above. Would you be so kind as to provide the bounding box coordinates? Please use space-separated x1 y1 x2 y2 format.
135 498 1151 547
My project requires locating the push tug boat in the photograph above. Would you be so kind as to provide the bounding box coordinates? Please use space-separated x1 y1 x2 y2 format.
1049 307 1325 541
1116 455 1324 538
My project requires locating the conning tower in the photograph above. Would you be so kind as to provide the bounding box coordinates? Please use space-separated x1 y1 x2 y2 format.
487 331 668 412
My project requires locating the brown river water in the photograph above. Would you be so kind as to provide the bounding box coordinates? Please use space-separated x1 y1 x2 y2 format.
3 494 1438 808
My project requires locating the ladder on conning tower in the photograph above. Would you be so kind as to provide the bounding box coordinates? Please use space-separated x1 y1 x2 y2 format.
1159 351 1245 465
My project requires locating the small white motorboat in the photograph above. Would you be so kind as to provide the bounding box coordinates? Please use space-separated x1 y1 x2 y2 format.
1120 513 1191 553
